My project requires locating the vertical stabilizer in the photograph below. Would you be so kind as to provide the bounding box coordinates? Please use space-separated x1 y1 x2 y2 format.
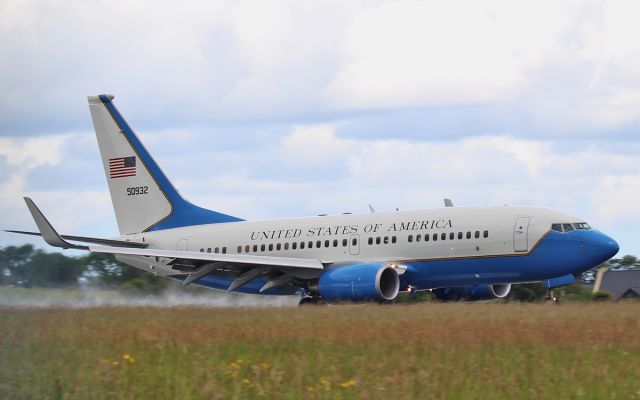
88 94 242 235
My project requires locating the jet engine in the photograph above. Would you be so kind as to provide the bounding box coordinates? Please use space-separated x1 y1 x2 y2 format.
309 263 400 302
433 283 511 301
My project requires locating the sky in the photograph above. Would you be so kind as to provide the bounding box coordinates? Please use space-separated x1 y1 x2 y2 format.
1 0 639 257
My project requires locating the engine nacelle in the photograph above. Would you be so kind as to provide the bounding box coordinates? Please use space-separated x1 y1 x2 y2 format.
433 283 511 301
312 263 400 302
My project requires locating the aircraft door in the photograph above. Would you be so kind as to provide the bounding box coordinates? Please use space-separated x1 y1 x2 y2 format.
177 239 189 251
349 234 360 255
513 217 530 252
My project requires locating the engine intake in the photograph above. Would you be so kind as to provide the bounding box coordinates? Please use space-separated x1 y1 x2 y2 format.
312 263 400 302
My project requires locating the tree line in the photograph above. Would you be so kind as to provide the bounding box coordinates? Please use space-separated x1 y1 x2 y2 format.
0 245 167 293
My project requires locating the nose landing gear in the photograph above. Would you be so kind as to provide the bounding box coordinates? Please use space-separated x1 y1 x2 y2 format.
545 288 560 304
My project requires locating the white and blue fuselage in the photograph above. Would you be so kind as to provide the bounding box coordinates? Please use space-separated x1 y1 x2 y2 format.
13 94 619 303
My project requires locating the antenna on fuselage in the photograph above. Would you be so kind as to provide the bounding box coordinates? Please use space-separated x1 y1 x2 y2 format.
444 198 454 207
368 204 376 213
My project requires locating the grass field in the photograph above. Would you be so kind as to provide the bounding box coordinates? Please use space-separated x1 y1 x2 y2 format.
1 302 639 399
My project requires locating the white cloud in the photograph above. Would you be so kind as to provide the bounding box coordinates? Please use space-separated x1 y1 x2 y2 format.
326 0 574 108
279 124 355 167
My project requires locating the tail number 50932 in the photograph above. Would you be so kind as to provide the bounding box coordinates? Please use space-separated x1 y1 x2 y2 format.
126 186 148 196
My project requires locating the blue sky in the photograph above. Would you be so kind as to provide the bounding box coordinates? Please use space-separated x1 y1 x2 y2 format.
1 0 639 257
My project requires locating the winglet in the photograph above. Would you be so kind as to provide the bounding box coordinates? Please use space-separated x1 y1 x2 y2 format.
23 197 88 250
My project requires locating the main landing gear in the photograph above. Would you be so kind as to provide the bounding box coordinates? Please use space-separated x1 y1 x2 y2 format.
298 296 323 306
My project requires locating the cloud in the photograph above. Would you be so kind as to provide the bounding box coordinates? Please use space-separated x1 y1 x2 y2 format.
326 0 574 108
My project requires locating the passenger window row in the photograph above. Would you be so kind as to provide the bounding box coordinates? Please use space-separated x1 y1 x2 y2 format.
200 238 359 254
367 236 398 245
408 230 488 243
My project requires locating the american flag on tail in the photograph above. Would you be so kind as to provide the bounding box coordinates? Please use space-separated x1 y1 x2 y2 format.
109 156 136 179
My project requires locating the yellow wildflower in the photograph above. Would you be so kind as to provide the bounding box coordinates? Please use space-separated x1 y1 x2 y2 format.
112 361 119 366
339 379 357 389
259 363 269 369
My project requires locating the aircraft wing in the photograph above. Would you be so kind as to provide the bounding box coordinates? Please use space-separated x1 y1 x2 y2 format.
88 245 324 270
11 197 325 292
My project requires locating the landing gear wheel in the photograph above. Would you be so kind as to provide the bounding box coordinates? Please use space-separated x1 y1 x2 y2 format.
298 297 317 306
298 296 320 306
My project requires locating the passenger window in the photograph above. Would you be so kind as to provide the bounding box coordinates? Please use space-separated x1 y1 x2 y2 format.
268 244 273 251
458 232 462 240
245 245 250 253
376 237 381 245
276 243 282 251
441 233 446 240
562 223 574 232
200 248 204 252
475 231 480 239
392 236 397 244
449 232 454 240
483 230 488 238
416 234 422 242
207 248 211 253
292 242 297 250
324 240 330 248
408 235 413 243
300 242 305 249
253 244 258 252
308 241 313 249
384 236 389 244
424 234 429 242
317 240 322 248
433 233 438 241
333 239 338 247
466 232 471 239
284 243 289 250
260 244 265 251
222 247 227 254
343 239 348 246
237 245 242 253
215 247 220 253
352 237 358 246
368 237 373 245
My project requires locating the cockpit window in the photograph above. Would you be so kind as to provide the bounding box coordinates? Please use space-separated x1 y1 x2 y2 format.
552 222 591 233
572 222 591 230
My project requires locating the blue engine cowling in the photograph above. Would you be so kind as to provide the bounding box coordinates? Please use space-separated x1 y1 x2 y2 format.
313 263 400 302
433 284 511 301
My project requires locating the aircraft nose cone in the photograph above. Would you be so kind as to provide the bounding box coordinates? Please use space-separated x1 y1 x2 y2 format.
603 237 620 260
590 232 619 262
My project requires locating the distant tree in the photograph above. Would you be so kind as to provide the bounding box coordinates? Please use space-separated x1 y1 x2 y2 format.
22 250 85 287
592 291 611 301
507 283 547 302
0 245 36 286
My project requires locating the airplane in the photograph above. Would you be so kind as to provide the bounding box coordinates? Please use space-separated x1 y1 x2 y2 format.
8 94 620 304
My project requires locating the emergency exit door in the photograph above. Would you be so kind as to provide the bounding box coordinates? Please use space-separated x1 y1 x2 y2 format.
513 217 530 252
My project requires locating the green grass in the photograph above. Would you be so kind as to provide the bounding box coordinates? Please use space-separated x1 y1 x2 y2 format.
1 303 639 399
